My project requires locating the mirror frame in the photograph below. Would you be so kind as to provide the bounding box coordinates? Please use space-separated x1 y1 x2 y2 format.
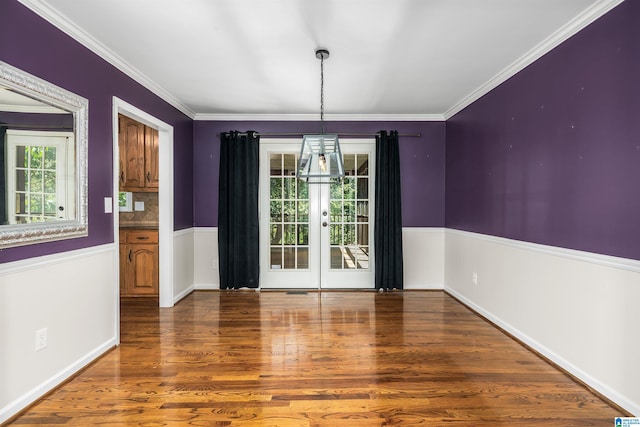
0 60 88 248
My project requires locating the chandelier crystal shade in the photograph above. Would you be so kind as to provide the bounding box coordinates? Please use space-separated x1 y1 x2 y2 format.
297 49 345 183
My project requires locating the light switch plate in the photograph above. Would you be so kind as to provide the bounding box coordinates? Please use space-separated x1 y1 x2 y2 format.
104 197 113 213
134 201 145 211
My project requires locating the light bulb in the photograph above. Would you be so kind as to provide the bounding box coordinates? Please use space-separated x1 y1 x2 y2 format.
319 154 327 172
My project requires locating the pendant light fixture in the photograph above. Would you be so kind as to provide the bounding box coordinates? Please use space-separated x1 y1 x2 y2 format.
296 48 345 183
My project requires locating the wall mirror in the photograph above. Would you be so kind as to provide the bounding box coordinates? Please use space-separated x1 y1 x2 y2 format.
0 60 88 248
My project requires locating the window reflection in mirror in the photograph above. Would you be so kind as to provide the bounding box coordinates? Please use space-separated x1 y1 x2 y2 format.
1 88 75 225
4 130 75 224
0 60 88 248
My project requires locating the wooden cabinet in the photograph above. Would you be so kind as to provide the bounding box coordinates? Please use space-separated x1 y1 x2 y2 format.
120 229 159 297
118 114 159 191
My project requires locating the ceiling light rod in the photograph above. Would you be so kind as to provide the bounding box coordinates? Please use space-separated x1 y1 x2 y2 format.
317 48 329 134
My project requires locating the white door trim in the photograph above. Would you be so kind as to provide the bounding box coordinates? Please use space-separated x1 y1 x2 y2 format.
258 138 375 290
112 97 175 342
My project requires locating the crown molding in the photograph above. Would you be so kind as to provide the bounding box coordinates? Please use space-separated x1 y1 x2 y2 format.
194 113 445 122
443 0 625 120
17 0 196 119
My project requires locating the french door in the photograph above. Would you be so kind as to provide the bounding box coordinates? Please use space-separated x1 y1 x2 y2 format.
259 140 375 289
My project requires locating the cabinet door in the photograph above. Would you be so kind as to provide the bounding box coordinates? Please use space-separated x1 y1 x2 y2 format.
145 126 160 189
119 114 145 190
127 244 159 296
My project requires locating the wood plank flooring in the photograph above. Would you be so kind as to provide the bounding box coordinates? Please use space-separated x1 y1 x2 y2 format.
7 291 624 426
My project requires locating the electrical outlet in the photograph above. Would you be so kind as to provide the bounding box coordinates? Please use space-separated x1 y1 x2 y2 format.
472 272 478 285
212 259 218 270
35 328 48 351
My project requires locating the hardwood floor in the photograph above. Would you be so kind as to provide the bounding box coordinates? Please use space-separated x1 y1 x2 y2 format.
7 291 623 426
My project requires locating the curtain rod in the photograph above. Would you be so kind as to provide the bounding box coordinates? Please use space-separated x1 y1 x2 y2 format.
219 131 422 138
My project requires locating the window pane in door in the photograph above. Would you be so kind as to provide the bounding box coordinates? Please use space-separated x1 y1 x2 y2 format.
270 247 282 269
44 171 56 193
297 201 308 222
331 247 342 269
270 153 282 176
328 153 370 270
344 154 356 176
330 201 342 222
268 152 310 270
30 171 42 192
283 247 295 269
297 248 309 269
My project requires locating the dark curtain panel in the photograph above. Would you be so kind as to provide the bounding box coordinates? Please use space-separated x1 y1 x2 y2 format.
0 126 7 225
375 130 403 290
218 131 260 289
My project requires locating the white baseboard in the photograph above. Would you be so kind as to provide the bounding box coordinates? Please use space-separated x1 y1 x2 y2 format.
173 285 194 304
194 283 220 290
404 283 444 290
0 338 117 424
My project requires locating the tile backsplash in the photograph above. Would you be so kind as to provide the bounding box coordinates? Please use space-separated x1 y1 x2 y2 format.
119 192 158 227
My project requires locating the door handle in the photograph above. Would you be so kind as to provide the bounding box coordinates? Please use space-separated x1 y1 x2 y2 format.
128 250 133 262
146 171 151 182
322 221 328 227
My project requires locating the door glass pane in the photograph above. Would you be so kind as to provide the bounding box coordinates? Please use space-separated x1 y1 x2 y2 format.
330 247 343 269
270 201 282 222
44 147 57 169
297 248 309 269
330 224 342 246
330 201 342 222
30 171 43 192
44 171 56 193
343 177 356 199
297 201 308 222
283 154 296 176
357 201 368 222
344 154 356 176
283 247 295 269
270 153 282 176
297 225 308 245
357 178 368 199
268 153 310 270
344 201 356 222
270 247 282 269
270 224 282 245
283 224 296 245
270 177 282 199
329 153 370 270
343 224 356 245
283 177 296 199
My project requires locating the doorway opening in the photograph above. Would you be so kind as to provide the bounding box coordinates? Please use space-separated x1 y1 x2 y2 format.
112 97 174 341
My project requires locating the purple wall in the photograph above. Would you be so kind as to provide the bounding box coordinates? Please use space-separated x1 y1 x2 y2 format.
446 1 640 260
194 121 445 228
1 1 193 263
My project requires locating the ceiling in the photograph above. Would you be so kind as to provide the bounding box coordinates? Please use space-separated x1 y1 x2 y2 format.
20 0 622 120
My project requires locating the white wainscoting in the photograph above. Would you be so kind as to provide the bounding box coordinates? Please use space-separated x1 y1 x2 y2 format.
173 228 195 303
193 227 220 290
403 227 444 289
444 229 640 415
191 227 443 290
0 245 118 424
